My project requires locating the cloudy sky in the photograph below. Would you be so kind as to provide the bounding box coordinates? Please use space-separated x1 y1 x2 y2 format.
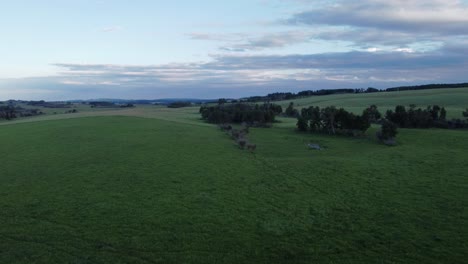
1 0 467 100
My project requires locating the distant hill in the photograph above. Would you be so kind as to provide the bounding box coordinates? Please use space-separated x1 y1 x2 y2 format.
68 98 217 105
240 82 468 103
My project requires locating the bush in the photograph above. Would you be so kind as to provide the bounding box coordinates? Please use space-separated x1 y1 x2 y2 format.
380 119 398 139
377 119 398 145
237 138 247 149
363 105 381 123
296 117 308 131
285 102 299 117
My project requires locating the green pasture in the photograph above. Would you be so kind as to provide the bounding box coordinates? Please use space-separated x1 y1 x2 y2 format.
1 87 467 263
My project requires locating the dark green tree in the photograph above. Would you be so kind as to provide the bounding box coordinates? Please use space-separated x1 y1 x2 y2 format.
285 102 299 117
321 106 338 134
380 120 398 139
296 116 308 131
377 119 398 145
217 98 227 105
440 107 447 120
363 105 382 123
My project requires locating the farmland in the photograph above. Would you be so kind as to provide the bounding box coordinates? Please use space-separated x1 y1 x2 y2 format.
0 88 467 263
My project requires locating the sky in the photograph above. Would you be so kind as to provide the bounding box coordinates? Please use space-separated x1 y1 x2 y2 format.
0 0 467 100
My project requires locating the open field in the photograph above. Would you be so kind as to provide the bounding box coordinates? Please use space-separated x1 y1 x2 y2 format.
1 88 468 263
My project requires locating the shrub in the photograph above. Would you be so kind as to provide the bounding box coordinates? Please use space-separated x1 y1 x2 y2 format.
246 143 257 152
296 117 308 131
285 102 299 117
363 105 382 123
377 119 398 146
237 138 247 149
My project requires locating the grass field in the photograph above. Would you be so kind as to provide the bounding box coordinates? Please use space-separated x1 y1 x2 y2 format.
1 88 468 263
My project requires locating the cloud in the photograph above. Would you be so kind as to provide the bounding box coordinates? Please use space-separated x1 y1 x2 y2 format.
100 26 122 33
189 31 315 52
32 42 465 99
203 47 466 70
313 28 444 48
189 1 468 52
187 32 246 42
286 0 468 35
220 31 314 51
276 0 468 50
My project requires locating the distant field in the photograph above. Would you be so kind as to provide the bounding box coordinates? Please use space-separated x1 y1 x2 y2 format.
276 88 468 118
1 88 468 263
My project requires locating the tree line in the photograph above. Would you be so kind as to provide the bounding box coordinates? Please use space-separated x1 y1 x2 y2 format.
386 83 468 92
199 103 282 125
295 104 399 145
386 105 467 129
239 82 468 103
295 104 467 146
296 105 372 136
167 101 192 108
0 105 43 120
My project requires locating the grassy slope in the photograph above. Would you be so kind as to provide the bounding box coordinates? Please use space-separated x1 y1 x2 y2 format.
277 88 468 118
1 114 467 263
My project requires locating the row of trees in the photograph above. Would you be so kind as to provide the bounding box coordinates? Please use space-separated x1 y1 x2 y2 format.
296 106 371 136
243 88 378 102
199 103 282 124
0 105 43 120
295 104 468 146
386 83 468 92
0 105 16 120
241 83 468 103
167 101 192 108
27 100 71 108
385 105 467 129
295 105 400 145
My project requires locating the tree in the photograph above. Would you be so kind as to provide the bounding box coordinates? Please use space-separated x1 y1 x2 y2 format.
217 98 227 105
363 105 381 123
380 120 398 139
394 105 408 127
296 116 308 131
440 107 447 120
285 102 298 117
429 105 441 120
377 119 398 145
301 106 321 131
366 87 379 93
321 106 338 134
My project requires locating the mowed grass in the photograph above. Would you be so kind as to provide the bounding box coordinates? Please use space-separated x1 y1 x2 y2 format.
278 88 468 118
1 115 467 263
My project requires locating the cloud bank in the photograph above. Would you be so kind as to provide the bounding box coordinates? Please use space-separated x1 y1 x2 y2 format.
1 0 467 100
